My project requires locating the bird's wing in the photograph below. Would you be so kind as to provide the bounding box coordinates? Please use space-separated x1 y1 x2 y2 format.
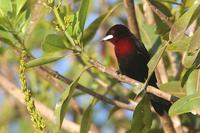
130 36 151 62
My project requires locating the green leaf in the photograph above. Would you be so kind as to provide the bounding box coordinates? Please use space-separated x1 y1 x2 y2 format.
148 44 167 76
0 17 10 30
184 0 196 8
151 0 171 35
135 4 159 50
159 81 186 98
169 91 200 116
73 13 81 37
182 51 199 68
83 3 122 44
131 95 153 132
169 1 200 42
42 34 68 53
185 69 200 95
25 55 64 68
80 104 93 133
0 0 12 14
15 11 30 33
78 0 90 32
181 67 194 87
0 30 18 46
182 28 200 68
55 69 85 130
16 0 27 15
167 35 192 52
80 96 98 133
188 28 200 53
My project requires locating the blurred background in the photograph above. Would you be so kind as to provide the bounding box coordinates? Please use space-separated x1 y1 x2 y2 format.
0 0 200 132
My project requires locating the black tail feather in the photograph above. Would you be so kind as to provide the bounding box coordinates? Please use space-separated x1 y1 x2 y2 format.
149 93 172 116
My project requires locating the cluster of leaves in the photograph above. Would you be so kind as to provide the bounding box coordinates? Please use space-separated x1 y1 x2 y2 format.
0 0 200 132
0 0 29 47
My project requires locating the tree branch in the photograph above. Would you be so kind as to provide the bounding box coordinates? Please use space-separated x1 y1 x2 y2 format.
89 58 178 103
39 65 137 111
123 0 141 39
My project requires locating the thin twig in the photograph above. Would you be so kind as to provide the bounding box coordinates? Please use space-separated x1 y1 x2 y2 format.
147 0 173 28
123 0 141 39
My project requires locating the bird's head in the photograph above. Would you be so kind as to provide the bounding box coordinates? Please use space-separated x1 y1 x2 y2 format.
102 24 131 44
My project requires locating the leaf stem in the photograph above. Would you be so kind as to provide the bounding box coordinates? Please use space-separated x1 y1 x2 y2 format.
53 7 76 47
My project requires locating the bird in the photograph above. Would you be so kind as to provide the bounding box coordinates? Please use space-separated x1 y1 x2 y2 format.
102 24 171 116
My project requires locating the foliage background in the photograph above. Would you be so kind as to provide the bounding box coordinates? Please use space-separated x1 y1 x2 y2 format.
0 0 200 132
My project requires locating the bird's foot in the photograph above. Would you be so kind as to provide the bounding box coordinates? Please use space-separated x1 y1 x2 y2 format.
116 70 121 75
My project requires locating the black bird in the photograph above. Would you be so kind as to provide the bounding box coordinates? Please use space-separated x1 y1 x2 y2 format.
102 24 171 115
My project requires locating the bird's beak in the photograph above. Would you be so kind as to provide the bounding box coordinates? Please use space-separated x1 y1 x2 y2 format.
102 35 113 41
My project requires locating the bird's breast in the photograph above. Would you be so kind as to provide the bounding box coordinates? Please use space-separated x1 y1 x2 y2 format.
114 38 136 57
116 53 149 83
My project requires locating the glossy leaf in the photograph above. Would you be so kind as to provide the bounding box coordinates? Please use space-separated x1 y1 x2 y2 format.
83 3 122 44
169 1 200 42
159 81 186 98
55 71 82 130
169 91 200 116
131 95 152 132
78 0 90 32
25 55 64 68
42 34 68 53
